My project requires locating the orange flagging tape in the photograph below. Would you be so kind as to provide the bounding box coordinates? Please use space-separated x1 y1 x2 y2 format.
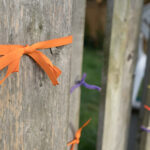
144 105 150 111
67 119 91 150
0 35 72 85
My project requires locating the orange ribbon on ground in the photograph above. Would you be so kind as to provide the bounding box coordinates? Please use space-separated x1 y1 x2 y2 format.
67 119 91 150
0 35 72 85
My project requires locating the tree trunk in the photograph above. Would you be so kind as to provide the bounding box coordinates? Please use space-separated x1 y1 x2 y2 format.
96 0 114 150
0 0 72 150
102 0 143 150
68 0 86 150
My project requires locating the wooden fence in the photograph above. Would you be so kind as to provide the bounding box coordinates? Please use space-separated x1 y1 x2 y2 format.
0 0 85 150
0 0 149 150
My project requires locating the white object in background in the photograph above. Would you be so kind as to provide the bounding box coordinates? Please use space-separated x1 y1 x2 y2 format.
132 4 150 109
132 34 147 108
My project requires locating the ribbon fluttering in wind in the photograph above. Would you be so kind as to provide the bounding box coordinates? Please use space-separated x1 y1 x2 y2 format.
0 35 72 85
67 119 91 150
144 105 150 111
141 126 150 133
70 73 101 93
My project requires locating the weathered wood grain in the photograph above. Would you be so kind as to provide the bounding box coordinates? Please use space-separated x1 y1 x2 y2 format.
96 0 114 150
67 0 86 150
0 0 72 150
102 0 143 150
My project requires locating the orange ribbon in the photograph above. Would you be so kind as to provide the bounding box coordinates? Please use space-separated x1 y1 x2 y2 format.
144 105 150 111
67 119 91 150
0 35 72 85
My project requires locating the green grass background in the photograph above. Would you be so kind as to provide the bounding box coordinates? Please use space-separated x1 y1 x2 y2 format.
79 47 103 150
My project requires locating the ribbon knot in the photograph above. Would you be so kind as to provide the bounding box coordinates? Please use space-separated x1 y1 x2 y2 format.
70 73 101 93
67 119 91 150
141 125 150 133
0 35 72 85
23 45 35 54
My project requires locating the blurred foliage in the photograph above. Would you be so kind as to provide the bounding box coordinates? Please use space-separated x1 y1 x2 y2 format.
84 23 104 50
84 28 104 49
79 47 103 150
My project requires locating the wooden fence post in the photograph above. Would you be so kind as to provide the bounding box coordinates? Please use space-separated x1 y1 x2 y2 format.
96 0 114 150
68 0 86 149
0 1 73 150
102 0 143 150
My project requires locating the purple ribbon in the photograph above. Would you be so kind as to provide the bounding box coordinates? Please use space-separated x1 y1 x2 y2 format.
141 126 150 133
70 73 101 93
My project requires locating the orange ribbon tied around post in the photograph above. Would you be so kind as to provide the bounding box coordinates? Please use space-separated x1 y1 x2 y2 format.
0 35 72 85
67 119 91 150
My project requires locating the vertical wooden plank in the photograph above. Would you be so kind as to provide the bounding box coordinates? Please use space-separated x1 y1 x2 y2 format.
96 0 114 150
0 0 73 150
68 0 86 149
102 0 143 150
139 34 150 150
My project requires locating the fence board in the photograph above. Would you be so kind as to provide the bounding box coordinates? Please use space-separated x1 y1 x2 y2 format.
102 0 143 150
0 1 73 149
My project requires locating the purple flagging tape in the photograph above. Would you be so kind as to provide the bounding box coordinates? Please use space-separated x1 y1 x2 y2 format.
70 73 101 93
141 126 150 133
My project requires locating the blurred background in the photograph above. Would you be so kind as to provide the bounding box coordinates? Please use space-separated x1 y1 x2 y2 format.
78 0 150 150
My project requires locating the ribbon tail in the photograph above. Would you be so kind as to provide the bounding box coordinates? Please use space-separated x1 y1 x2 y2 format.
0 59 20 84
30 35 73 50
0 50 22 70
144 105 150 111
67 140 77 146
82 82 101 91
80 119 91 129
141 126 150 133
0 45 24 55
28 51 61 85
70 82 82 93
70 144 75 150
32 50 61 78
52 65 61 78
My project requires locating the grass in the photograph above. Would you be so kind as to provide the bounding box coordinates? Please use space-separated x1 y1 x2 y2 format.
79 47 103 150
